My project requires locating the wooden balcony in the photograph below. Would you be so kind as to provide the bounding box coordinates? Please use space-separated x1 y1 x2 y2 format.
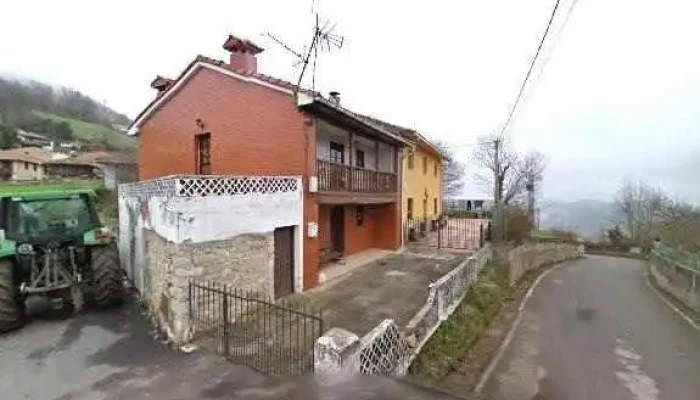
316 160 397 200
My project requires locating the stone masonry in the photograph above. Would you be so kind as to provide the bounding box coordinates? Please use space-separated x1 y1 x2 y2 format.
143 229 274 344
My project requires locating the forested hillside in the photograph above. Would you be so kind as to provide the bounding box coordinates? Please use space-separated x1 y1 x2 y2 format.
0 76 135 150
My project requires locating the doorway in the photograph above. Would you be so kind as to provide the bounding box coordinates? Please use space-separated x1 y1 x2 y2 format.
274 226 295 298
330 206 345 256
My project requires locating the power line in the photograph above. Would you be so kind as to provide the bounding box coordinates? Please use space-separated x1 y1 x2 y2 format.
498 0 563 137
516 0 581 113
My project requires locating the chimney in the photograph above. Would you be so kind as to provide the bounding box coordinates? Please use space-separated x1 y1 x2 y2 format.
329 91 341 105
150 76 173 93
223 35 264 73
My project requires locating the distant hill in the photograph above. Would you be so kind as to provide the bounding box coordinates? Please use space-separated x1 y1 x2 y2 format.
539 199 618 240
0 76 135 151
35 111 136 151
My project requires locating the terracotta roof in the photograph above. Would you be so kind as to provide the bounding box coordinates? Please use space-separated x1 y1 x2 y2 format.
130 54 318 132
47 151 122 167
95 152 137 165
0 147 53 164
354 114 444 159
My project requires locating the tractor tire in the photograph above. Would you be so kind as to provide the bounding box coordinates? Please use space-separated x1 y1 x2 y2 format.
91 246 125 308
0 260 23 333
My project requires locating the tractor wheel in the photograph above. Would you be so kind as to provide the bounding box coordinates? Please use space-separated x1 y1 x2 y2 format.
0 260 23 333
91 246 125 308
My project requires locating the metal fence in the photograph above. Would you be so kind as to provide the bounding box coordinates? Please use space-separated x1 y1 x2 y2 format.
651 247 700 297
189 280 324 376
405 215 489 250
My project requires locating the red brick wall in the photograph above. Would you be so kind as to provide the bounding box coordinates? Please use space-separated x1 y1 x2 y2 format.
138 68 308 179
344 205 378 256
374 203 400 250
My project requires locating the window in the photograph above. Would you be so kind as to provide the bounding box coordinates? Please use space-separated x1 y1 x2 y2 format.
407 198 414 220
434 161 438 177
355 149 365 168
330 141 345 164
422 156 428 174
24 162 29 169
407 153 414 169
33 164 37 172
195 133 211 174
434 198 438 215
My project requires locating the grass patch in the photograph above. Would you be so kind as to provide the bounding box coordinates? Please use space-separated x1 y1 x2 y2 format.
34 111 136 150
408 266 511 381
0 179 102 194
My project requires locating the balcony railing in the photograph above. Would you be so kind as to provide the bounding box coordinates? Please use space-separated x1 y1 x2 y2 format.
317 159 397 193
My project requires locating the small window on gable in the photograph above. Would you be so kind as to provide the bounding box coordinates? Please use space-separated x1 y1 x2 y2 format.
195 133 211 174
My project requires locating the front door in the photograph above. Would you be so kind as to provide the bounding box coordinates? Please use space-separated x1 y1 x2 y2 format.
274 226 294 298
330 206 345 256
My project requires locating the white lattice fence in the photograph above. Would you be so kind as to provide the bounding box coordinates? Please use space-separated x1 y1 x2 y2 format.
357 320 409 375
119 175 301 198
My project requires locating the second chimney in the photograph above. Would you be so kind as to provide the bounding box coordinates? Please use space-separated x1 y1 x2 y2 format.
329 91 341 105
223 35 264 73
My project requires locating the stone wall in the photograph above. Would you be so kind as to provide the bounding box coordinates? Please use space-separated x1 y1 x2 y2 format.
494 241 584 285
142 229 275 343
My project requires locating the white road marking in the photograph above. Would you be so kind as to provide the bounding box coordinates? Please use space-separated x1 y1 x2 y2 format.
614 339 659 400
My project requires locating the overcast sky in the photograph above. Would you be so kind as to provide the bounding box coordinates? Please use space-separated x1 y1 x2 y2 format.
1 0 698 203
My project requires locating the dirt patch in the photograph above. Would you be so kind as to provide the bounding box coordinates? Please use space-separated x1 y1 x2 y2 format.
408 262 562 396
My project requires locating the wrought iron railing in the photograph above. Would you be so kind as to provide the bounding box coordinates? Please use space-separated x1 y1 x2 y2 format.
316 159 397 193
189 280 323 376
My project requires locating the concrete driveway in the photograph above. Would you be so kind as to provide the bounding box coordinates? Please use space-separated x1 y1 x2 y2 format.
1 299 466 400
482 256 700 400
299 252 466 335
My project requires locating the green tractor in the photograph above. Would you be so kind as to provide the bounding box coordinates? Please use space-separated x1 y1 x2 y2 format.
0 189 125 333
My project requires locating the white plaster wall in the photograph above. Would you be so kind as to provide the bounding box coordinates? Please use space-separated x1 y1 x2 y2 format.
377 143 394 173
118 177 305 294
145 192 302 244
317 120 393 172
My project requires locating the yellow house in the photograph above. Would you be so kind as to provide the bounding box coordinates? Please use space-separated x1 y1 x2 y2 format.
401 134 444 224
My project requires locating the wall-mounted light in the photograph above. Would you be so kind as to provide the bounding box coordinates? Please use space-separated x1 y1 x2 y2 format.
195 118 205 131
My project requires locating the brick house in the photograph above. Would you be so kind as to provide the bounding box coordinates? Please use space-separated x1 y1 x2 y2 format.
128 35 408 293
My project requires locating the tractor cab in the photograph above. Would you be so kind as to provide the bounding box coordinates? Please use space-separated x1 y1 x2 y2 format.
0 189 124 334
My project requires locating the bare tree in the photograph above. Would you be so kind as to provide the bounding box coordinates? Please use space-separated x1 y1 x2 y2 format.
433 140 466 197
472 133 546 205
612 180 700 250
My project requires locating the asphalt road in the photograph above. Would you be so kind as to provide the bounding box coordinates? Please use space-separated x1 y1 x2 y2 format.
482 255 700 400
0 299 463 400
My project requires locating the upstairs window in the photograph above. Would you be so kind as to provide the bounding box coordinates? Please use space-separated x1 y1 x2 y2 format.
407 153 414 169
330 141 345 164
434 161 439 177
195 133 211 174
422 156 428 174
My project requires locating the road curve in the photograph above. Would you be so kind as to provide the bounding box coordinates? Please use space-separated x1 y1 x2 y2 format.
482 255 700 400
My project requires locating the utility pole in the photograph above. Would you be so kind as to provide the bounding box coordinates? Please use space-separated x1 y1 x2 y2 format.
493 139 503 242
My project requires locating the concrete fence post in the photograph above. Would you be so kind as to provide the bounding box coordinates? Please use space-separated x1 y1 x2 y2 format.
436 284 447 321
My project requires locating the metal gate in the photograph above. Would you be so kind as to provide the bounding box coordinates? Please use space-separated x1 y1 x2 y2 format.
189 280 323 376
405 201 490 250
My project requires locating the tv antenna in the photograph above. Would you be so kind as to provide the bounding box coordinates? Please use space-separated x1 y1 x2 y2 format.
265 11 344 96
